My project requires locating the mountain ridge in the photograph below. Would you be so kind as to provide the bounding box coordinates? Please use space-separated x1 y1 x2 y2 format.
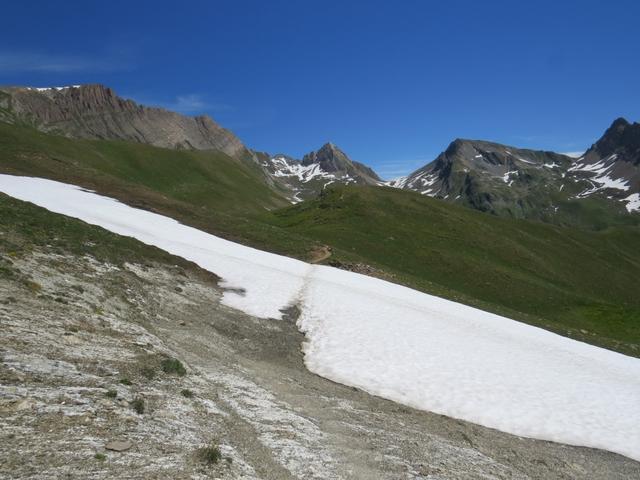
389 119 640 225
0 84 248 157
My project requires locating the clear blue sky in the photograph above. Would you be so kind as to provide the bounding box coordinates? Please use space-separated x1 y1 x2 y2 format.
1 0 638 178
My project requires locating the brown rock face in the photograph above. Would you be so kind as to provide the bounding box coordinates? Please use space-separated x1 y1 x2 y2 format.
0 84 247 157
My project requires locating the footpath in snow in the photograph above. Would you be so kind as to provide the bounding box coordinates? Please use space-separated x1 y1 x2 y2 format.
1 174 639 462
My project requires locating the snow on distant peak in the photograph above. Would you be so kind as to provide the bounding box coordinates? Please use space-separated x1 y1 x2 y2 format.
270 155 337 183
1 173 640 462
27 85 81 92
385 176 409 189
560 151 585 159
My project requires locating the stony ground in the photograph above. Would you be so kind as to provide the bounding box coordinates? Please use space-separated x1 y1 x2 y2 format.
1 246 639 479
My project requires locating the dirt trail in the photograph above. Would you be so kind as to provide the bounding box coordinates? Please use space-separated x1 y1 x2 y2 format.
309 245 332 264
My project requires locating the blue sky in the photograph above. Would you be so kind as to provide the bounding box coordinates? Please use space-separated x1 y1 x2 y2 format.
1 0 638 178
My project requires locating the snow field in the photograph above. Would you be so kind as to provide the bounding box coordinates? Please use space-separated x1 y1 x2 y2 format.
1 174 639 462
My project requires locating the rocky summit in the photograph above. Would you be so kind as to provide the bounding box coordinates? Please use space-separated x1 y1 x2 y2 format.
261 142 381 202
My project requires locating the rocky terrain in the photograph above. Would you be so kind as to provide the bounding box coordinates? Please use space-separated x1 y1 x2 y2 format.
388 139 573 219
0 85 248 157
2 196 639 479
390 118 640 224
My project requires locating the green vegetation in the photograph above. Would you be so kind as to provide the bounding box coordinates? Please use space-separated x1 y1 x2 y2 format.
0 193 205 270
131 397 145 414
105 389 117 399
94 453 106 461
0 122 313 257
196 445 222 465
181 389 194 398
161 357 187 376
0 122 285 215
119 378 132 386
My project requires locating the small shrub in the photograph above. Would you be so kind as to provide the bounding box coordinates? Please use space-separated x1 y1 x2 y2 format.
131 397 145 414
161 358 186 376
119 378 132 386
105 389 117 399
180 389 194 398
196 445 222 465
94 453 106 461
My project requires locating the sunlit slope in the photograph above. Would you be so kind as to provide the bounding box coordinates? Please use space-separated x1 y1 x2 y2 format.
0 122 286 215
264 185 640 355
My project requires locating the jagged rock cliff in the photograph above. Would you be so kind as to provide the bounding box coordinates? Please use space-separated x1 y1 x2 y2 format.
0 85 247 157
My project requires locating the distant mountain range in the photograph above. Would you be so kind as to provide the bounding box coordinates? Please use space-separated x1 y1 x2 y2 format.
0 83 638 224
390 118 640 220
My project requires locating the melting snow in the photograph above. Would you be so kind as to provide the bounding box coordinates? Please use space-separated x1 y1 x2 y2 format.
569 156 631 197
502 171 517 185
624 193 640 213
385 176 408 189
270 156 337 183
1 174 640 462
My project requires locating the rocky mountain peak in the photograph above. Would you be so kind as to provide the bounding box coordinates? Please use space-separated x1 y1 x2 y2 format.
588 117 640 162
303 142 351 169
0 84 247 158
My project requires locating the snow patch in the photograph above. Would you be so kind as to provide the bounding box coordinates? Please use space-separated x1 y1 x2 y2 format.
27 85 81 92
624 193 640 213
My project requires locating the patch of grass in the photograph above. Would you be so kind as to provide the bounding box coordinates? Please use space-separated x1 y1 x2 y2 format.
161 357 186 376
105 389 117 399
196 444 222 465
130 397 145 414
119 377 132 386
94 453 106 461
180 389 194 398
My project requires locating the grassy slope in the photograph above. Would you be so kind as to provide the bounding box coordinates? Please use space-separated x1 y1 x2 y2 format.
0 193 208 276
0 122 317 257
262 186 640 356
1 123 638 356
0 122 283 214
